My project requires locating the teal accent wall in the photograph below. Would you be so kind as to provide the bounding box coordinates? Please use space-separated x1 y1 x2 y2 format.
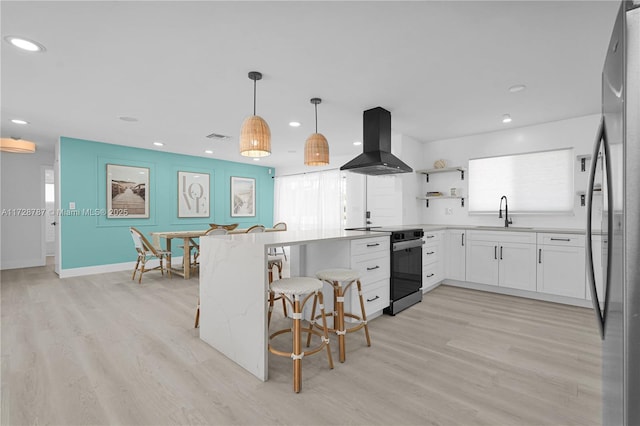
60 137 274 269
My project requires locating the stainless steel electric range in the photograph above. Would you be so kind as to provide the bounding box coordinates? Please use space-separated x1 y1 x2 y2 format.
346 227 424 315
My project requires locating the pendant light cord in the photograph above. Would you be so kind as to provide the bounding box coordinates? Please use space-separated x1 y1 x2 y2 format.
315 103 318 133
253 78 257 116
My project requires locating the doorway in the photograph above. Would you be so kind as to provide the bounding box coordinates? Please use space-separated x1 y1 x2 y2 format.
43 167 56 263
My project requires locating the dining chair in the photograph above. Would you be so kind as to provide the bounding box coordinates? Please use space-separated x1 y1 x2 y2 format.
246 224 266 233
271 222 288 260
191 227 228 271
209 223 239 231
129 227 171 283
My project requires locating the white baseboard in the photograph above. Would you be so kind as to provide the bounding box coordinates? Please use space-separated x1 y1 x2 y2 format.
422 281 443 294
442 279 592 308
59 256 183 278
1 257 45 270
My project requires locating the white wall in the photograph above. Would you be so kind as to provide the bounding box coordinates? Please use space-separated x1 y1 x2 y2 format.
1 149 55 269
395 133 424 225
420 114 600 229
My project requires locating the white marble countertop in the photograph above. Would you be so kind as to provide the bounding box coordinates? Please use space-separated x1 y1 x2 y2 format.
201 228 389 247
406 224 585 235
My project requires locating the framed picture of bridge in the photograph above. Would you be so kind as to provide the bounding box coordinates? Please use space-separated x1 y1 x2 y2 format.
106 164 149 218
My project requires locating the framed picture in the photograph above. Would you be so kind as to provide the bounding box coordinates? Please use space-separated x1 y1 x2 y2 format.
178 171 210 218
107 164 149 218
231 176 255 217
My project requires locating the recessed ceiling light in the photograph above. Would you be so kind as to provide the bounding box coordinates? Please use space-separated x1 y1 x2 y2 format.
253 158 260 161
11 119 29 125
508 84 526 93
153 141 164 146
205 150 213 154
4 36 46 52
288 150 297 154
119 116 138 122
353 141 362 146
289 121 301 127
502 114 512 123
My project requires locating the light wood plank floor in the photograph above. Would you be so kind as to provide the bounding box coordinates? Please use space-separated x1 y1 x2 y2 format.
1 262 601 425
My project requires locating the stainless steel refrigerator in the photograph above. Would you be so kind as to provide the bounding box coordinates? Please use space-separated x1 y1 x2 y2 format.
586 2 640 425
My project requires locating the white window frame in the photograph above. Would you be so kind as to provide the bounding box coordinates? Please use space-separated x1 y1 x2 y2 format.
468 148 575 215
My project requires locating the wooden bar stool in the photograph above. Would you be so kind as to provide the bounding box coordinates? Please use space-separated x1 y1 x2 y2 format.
268 277 334 393
309 268 371 363
267 256 287 326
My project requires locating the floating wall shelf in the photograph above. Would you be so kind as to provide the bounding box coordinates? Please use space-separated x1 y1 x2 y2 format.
415 167 465 182
576 153 601 172
416 195 465 208
576 154 592 172
576 188 602 206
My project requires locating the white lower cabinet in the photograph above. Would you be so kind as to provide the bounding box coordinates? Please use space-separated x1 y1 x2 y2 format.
465 231 537 291
465 239 499 285
445 229 466 281
536 233 586 299
423 230 444 291
348 236 390 317
301 236 390 322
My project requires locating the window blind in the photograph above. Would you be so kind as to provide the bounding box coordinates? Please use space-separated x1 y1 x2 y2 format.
468 148 574 213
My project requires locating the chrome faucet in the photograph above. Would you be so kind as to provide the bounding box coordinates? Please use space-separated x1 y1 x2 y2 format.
499 195 513 228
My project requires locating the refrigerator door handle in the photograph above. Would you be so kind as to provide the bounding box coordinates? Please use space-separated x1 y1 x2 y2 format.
586 116 610 339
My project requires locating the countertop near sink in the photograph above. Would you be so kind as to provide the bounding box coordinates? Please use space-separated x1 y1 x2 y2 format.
407 224 585 235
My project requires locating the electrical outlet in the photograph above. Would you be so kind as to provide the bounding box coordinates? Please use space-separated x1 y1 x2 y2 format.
445 207 453 215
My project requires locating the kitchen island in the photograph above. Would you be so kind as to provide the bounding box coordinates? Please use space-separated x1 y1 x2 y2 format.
198 229 389 381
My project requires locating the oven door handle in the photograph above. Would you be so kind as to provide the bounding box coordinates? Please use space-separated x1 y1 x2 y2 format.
392 239 424 251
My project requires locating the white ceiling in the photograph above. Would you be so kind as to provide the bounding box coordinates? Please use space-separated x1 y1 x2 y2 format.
1 1 619 171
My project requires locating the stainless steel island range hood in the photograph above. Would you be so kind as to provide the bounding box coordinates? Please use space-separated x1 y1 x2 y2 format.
340 107 412 175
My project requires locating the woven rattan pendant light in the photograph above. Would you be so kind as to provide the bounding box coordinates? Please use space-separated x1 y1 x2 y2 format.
239 71 271 157
0 137 36 153
304 98 329 166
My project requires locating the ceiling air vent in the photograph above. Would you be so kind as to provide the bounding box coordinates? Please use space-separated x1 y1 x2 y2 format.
206 132 231 140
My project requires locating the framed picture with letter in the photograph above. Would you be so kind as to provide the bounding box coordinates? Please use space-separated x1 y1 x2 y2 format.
178 171 210 218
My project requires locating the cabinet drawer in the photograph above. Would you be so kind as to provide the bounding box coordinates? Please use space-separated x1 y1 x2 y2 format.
423 263 441 288
423 232 442 243
423 244 440 265
537 233 585 247
351 252 390 284
351 236 389 256
351 278 389 315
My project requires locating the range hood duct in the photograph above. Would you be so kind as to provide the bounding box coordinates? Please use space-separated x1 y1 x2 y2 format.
340 107 412 175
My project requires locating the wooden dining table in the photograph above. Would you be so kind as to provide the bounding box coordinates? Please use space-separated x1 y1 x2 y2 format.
151 227 280 279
